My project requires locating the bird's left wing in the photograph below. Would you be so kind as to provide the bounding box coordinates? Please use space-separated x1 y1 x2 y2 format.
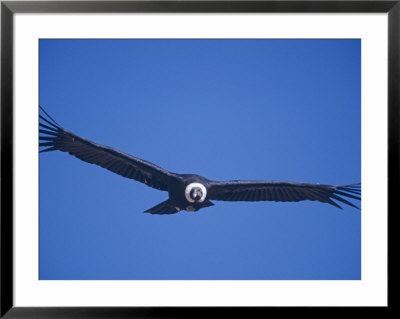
207 180 361 209
39 107 178 191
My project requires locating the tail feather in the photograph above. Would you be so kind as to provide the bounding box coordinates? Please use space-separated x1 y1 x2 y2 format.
144 200 180 215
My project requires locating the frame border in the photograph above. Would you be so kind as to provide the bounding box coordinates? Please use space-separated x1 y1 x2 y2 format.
1 0 396 317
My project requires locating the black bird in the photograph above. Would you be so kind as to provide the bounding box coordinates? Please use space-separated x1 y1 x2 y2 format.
39 107 361 215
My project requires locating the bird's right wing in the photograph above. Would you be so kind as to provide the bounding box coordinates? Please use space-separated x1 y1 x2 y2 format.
39 107 178 191
207 180 361 209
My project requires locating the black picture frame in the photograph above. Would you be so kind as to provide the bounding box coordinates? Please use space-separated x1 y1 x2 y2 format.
1 0 396 317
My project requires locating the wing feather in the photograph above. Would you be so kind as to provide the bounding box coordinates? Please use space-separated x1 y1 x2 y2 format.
208 181 361 209
39 107 177 191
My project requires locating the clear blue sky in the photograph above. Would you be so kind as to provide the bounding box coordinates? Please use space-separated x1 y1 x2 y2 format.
39 39 361 280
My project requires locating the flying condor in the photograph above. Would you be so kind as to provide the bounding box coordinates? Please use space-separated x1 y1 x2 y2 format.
39 106 361 215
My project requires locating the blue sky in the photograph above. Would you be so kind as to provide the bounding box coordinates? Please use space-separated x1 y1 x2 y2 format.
39 39 361 280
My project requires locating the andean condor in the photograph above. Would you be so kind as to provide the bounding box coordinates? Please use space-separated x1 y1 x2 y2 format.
39 106 361 215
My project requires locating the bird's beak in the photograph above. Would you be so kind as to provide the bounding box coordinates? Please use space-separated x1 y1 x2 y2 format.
194 190 202 199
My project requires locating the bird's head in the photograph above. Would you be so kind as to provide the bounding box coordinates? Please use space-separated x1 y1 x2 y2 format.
185 182 207 203
190 187 203 201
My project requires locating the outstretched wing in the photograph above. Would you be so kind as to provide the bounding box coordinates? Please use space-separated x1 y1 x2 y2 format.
39 106 177 191
207 180 361 209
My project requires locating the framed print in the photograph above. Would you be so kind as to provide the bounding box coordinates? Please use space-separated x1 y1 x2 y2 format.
1 0 396 317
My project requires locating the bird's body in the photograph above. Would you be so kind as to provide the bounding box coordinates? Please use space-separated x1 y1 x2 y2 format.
39 106 361 214
162 174 213 214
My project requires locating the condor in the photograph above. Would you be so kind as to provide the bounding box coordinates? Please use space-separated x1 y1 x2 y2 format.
39 107 361 215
